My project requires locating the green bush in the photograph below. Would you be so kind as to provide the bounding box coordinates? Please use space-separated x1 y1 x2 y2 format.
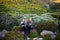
35 14 58 32
12 26 22 31
50 12 60 20
5 31 19 40
44 35 51 40
56 34 60 40
30 29 40 38
0 4 10 31
49 12 60 32
36 21 57 32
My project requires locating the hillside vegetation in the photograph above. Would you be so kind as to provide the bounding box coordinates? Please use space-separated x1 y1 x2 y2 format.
0 0 48 15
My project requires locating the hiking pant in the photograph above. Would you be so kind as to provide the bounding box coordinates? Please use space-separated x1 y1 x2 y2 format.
24 27 31 37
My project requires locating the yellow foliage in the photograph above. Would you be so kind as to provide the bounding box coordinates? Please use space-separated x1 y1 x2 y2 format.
54 0 60 3
50 0 60 3
0 0 47 14
32 0 36 2
0 0 3 3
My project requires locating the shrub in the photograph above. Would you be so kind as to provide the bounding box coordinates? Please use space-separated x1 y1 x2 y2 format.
12 26 22 31
5 31 19 40
44 35 50 40
30 29 40 38
56 34 60 40
35 14 58 32
49 12 60 32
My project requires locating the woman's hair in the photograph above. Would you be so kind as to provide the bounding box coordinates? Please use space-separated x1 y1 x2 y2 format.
30 18 33 20
29 18 33 23
22 18 26 22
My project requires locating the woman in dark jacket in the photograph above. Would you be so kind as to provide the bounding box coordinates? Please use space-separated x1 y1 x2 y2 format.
20 18 27 34
25 18 33 37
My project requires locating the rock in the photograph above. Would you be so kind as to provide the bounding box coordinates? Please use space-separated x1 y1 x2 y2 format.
38 38 43 40
40 30 54 37
27 37 30 40
33 37 38 40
